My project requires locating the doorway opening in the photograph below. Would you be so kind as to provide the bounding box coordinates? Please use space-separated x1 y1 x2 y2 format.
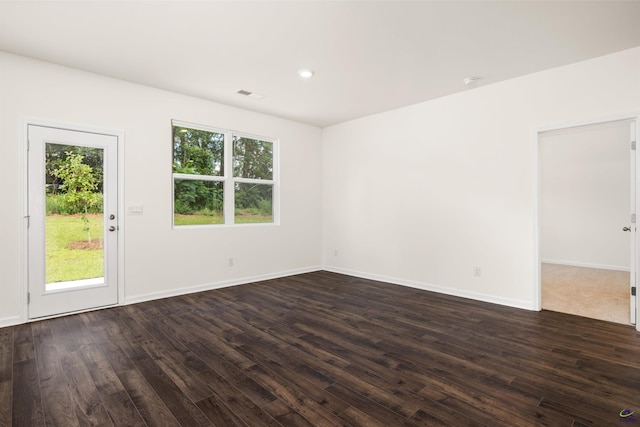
537 118 637 326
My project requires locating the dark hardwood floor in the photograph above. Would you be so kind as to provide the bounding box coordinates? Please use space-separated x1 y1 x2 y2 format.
1 271 640 426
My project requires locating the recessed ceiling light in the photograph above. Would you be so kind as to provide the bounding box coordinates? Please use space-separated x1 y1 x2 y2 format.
298 69 314 79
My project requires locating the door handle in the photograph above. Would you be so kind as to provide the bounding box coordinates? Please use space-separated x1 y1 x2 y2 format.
108 226 116 232
623 226 631 232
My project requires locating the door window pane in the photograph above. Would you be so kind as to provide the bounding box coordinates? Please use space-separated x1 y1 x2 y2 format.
45 144 104 288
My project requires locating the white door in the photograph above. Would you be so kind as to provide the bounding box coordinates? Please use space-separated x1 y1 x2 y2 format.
630 121 637 324
28 125 119 319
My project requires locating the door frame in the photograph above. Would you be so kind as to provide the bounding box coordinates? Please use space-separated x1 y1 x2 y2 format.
21 118 125 323
532 113 640 331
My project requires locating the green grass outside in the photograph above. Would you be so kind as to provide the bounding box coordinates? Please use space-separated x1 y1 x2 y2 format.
46 214 104 283
174 211 272 226
174 214 224 226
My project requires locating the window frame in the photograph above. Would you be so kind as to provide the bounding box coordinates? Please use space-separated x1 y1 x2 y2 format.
171 120 279 228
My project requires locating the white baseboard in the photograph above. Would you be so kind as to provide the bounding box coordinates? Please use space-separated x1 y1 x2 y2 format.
3 264 534 329
0 315 22 328
323 266 535 311
541 259 630 272
124 266 323 306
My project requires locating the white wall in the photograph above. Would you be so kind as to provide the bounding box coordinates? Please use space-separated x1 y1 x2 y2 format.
540 121 631 271
0 52 323 326
2 47 639 326
322 47 640 309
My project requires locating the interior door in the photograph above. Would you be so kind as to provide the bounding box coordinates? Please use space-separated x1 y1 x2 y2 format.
28 125 119 319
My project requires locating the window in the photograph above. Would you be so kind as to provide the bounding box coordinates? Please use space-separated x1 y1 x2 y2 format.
172 121 277 226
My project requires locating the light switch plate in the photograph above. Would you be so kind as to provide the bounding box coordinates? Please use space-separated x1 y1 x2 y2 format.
127 204 144 215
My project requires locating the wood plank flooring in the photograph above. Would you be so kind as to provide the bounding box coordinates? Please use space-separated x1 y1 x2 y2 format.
1 271 640 426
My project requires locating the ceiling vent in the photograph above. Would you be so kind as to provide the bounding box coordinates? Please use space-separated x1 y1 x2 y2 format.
236 89 264 100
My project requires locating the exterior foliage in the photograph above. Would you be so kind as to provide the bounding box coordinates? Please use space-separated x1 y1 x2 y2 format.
50 151 101 241
172 124 275 224
46 144 104 194
173 126 224 215
233 136 273 214
173 126 224 176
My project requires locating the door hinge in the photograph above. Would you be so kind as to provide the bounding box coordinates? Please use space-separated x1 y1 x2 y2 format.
27 292 30 304
25 215 30 228
632 140 636 151
632 214 636 224
632 287 636 296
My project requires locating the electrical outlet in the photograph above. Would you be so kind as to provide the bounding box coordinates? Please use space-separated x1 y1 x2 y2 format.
473 266 481 277
228 257 234 267
334 249 338 256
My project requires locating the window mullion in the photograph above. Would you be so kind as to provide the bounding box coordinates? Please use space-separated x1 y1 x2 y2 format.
172 173 224 182
223 131 234 224
233 177 275 185
272 138 280 224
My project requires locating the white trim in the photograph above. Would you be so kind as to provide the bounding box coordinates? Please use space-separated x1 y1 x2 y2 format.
20 120 29 324
22 118 127 139
531 126 541 311
46 277 106 292
272 136 281 225
223 128 233 224
540 259 630 272
533 112 640 331
124 266 322 305
173 173 225 182
0 316 22 329
18 304 119 324
323 266 535 311
116 128 126 323
170 119 279 159
535 114 640 134
172 221 275 230
234 177 275 185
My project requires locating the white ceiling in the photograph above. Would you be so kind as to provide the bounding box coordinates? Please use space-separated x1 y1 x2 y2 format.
1 1 640 127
